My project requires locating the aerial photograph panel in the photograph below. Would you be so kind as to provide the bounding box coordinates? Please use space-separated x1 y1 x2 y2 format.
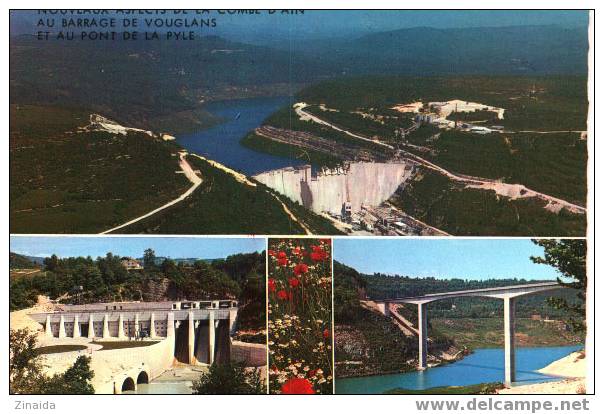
9 10 589 236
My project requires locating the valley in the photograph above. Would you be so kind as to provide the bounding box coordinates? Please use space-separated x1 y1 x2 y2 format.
250 76 587 236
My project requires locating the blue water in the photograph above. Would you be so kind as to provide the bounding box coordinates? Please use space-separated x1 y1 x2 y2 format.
335 345 582 394
177 97 304 176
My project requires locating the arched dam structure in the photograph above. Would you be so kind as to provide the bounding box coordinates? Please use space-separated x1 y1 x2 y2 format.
254 162 416 216
29 300 238 393
374 282 566 386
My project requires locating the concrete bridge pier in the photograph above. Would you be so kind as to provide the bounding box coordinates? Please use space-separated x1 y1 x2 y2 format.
504 297 516 385
418 303 428 370
88 314 95 339
73 315 80 338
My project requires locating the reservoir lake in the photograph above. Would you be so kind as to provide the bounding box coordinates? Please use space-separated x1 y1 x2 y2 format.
335 345 582 394
177 97 304 176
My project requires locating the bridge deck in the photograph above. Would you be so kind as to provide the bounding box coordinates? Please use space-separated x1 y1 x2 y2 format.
382 282 563 304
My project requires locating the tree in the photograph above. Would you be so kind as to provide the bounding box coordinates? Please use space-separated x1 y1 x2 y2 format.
43 254 59 272
192 363 264 394
10 329 95 394
42 356 95 394
531 239 587 334
9 329 46 394
143 248 157 270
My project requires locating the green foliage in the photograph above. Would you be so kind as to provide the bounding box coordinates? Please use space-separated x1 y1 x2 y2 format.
192 363 264 395
531 239 587 333
334 262 366 322
9 252 37 269
430 317 583 350
10 329 95 395
268 239 333 394
361 271 581 320
10 329 46 394
42 356 95 395
143 249 157 270
407 130 587 205
120 155 306 235
10 105 190 234
260 185 346 236
303 105 404 141
386 382 504 395
9 250 263 311
334 262 447 378
10 36 315 133
296 76 587 131
391 170 586 237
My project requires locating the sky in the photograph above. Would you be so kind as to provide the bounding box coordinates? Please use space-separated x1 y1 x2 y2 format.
334 239 560 281
10 236 265 259
10 10 589 40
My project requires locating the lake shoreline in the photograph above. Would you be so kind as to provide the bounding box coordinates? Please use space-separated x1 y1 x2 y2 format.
335 345 583 394
176 96 304 176
335 343 580 380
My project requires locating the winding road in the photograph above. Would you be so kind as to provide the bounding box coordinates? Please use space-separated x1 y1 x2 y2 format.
295 103 586 215
100 152 202 234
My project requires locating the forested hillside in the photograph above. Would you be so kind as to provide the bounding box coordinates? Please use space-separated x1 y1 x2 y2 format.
9 250 266 331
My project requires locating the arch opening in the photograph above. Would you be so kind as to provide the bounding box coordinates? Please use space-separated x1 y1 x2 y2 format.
121 377 135 392
136 371 149 384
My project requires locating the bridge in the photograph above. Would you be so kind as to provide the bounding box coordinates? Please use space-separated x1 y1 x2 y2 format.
374 282 565 385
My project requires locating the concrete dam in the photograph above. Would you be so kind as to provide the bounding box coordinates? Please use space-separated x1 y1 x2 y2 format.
254 162 416 216
30 300 239 393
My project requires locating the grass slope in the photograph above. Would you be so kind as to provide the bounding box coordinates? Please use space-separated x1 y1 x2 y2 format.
386 383 503 395
431 318 583 350
120 155 306 234
391 170 586 236
10 105 190 233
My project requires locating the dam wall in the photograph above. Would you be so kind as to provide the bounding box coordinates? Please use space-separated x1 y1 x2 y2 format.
254 162 415 215
231 341 267 367
41 336 175 394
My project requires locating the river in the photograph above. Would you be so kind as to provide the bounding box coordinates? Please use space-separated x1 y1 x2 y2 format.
177 97 304 176
335 345 582 394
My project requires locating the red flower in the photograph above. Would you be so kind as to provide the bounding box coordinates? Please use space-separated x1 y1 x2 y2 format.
268 278 276 293
292 247 302 256
323 328 330 339
268 250 277 257
278 251 287 259
289 277 300 288
294 263 308 275
308 369 318 378
278 257 288 267
277 290 289 300
310 246 328 262
281 378 315 395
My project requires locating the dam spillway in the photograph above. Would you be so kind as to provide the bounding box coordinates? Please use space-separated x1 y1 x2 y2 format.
254 162 416 216
30 300 238 366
